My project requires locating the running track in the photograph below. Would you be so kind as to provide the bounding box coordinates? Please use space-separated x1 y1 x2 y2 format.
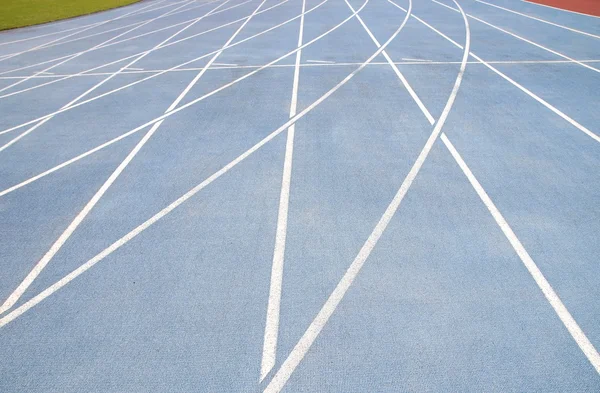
0 0 599 391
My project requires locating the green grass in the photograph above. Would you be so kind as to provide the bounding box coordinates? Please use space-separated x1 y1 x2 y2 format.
0 0 142 31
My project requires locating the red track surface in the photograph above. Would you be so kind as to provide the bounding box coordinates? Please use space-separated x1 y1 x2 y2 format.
527 0 600 16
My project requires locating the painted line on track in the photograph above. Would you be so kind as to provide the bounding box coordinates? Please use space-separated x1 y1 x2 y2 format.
260 0 306 382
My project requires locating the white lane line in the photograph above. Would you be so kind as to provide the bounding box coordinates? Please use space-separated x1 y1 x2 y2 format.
0 0 315 138
260 0 306 382
0 0 262 316
389 0 600 145
348 0 434 124
0 0 197 95
523 0 600 19
0 0 172 49
124 67 144 71
0 0 374 329
0 0 255 99
3 58 600 79
401 57 432 62
212 62 239 66
431 0 600 74
0 0 225 77
477 0 600 39
390 0 600 375
263 1 467 391
0 0 215 154
306 59 334 63
440 134 600 375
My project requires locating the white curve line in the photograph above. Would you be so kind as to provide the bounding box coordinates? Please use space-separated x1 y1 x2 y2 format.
522 0 600 19
476 0 600 39
0 0 232 154
389 0 600 376
0 0 314 138
0 0 325 199
260 0 306 382
431 0 600 74
262 1 469 391
0 0 198 95
0 0 224 58
0 0 262 316
0 0 172 48
0 0 255 99
0 0 373 329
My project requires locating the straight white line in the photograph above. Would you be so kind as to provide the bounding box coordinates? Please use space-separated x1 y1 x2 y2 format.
0 0 254 100
0 0 313 138
0 0 261 316
3 58 600 79
440 134 600 375
523 0 600 19
125 67 144 71
431 0 600 74
260 0 306 382
263 1 467 391
306 59 334 63
477 0 600 39
0 0 373 329
402 57 432 62
0 0 171 48
390 0 600 375
348 0 434 124
390 0 600 145
212 62 239 66
0 0 197 95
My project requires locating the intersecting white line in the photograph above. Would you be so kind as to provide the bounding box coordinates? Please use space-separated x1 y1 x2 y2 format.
0 0 298 137
522 0 600 19
0 0 232 154
431 0 600 74
0 0 372 329
0 0 264 316
262 1 468 391
0 0 197 95
260 0 306 382
476 0 600 39
390 0 600 377
0 0 255 100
